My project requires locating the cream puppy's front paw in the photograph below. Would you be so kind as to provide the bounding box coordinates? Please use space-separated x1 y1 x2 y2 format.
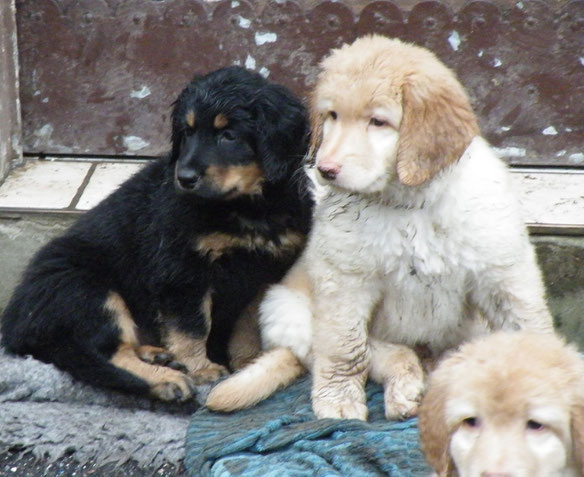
368 340 425 420
311 377 368 420
383 370 424 420
312 397 368 420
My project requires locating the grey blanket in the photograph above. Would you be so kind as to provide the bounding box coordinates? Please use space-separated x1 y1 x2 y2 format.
0 344 207 470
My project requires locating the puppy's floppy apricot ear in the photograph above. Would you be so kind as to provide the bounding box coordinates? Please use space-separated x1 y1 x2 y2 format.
253 84 309 183
571 405 584 474
396 71 480 187
419 375 456 476
306 97 323 167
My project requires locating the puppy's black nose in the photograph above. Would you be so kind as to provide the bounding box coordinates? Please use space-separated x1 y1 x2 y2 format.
176 169 199 190
317 165 339 181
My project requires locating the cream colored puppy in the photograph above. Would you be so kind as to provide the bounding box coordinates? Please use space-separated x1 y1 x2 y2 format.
206 35 553 421
419 332 584 477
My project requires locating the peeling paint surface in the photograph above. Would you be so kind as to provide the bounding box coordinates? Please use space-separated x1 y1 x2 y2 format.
12 0 584 167
236 15 251 29
244 55 256 70
130 86 151 99
254 32 277 46
123 136 149 152
448 31 460 51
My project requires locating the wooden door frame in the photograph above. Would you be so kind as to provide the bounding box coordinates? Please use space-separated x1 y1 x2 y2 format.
0 0 22 182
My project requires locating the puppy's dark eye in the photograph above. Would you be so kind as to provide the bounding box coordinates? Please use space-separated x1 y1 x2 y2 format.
462 417 479 428
526 420 545 431
369 117 388 127
220 130 236 142
328 111 337 120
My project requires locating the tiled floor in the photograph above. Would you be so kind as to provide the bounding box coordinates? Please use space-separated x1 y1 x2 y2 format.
77 162 146 210
0 158 582 233
0 160 93 209
0 159 145 212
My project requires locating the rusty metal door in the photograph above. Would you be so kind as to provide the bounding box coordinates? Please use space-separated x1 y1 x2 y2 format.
15 0 584 166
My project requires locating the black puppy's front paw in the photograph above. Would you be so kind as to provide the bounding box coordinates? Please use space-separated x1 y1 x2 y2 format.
150 372 197 402
137 345 188 372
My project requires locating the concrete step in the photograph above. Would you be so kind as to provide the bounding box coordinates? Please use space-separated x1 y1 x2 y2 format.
0 158 582 348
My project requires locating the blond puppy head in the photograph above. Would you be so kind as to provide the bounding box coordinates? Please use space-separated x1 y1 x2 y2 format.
309 35 479 192
419 332 584 477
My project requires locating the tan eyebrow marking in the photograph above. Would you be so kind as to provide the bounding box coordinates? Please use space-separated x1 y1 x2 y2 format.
214 114 228 129
186 110 195 128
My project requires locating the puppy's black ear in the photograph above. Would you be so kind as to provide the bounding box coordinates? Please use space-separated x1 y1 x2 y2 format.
253 84 309 183
170 78 201 163
170 90 188 163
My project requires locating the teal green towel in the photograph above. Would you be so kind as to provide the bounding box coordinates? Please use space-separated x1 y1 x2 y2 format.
185 376 431 476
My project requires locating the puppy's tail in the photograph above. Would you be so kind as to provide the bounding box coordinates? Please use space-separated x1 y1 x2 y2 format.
206 347 305 412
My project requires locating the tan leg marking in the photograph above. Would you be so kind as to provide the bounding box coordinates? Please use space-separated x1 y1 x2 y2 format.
228 293 262 371
164 329 228 384
104 291 138 346
111 345 195 401
105 292 194 400
201 288 212 330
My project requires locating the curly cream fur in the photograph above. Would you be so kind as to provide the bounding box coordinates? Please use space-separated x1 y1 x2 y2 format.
419 332 584 477
206 35 553 420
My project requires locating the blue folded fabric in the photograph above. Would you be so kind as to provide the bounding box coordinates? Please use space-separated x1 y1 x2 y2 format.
185 376 431 476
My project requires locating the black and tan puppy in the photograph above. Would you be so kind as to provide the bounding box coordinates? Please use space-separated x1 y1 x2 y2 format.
1 66 313 402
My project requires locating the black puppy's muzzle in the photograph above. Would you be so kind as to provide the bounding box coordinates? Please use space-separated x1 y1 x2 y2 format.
176 167 200 191
175 133 204 192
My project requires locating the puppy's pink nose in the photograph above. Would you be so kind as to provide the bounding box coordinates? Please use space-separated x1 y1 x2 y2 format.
317 164 340 181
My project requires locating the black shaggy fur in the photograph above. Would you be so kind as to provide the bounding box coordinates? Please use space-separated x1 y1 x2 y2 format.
1 66 313 401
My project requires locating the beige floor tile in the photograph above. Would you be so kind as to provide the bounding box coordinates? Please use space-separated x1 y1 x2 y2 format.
76 162 146 210
0 160 91 209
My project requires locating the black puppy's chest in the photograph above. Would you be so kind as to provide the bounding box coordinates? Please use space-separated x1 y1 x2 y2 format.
193 211 304 263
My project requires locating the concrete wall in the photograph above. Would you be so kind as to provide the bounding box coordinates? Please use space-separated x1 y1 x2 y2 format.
0 0 22 182
0 213 582 349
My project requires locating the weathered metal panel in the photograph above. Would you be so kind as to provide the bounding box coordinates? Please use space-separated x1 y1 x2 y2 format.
0 0 23 181
15 0 584 166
